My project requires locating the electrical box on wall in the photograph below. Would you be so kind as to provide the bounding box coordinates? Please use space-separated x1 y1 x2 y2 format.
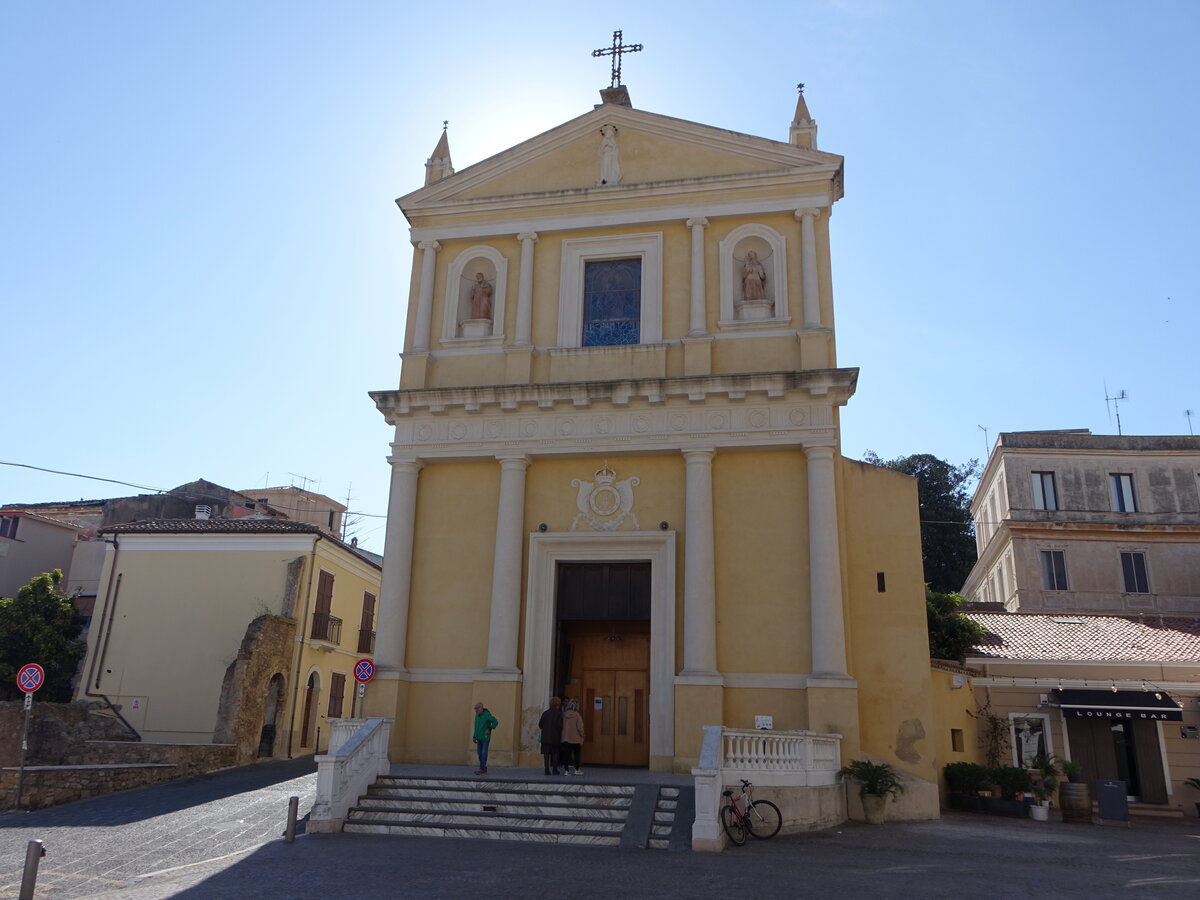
1181 725 1199 739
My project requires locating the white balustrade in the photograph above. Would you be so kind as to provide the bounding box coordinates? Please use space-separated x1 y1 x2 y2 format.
692 725 842 852
308 717 393 832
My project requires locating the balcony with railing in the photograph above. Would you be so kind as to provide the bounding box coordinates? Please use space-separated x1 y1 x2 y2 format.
356 629 376 655
310 612 342 646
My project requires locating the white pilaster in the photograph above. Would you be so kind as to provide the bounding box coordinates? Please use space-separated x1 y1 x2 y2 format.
375 458 423 671
686 217 708 336
513 232 538 346
682 448 718 675
805 444 847 675
795 209 821 328
411 240 441 352
485 455 531 672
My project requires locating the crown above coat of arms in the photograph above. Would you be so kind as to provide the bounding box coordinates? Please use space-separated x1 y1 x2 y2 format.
594 462 617 484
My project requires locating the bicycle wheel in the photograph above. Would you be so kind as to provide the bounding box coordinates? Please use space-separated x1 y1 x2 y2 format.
720 804 747 846
746 799 782 839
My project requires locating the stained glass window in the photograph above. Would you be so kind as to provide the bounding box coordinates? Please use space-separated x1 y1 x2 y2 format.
583 258 641 346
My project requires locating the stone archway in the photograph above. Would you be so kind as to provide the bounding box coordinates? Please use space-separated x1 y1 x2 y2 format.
300 670 321 750
258 674 286 758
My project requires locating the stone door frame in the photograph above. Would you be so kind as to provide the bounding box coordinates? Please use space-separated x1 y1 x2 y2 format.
522 531 676 763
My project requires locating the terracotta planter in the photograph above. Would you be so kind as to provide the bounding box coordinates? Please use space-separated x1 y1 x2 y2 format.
862 793 887 825
1060 782 1093 823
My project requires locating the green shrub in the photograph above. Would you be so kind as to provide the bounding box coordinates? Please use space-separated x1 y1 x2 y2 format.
943 762 991 795
990 766 1034 800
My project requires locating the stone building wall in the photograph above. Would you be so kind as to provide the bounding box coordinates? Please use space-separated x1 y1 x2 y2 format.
0 700 134 766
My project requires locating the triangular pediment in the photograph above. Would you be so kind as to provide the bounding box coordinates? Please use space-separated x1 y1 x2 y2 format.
399 105 842 212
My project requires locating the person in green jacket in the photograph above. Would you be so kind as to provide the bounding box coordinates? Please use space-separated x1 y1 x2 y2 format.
472 702 499 774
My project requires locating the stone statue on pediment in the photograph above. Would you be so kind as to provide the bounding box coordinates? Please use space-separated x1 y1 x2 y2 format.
597 124 621 186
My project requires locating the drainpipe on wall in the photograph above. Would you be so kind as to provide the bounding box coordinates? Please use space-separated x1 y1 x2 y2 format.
82 537 141 741
285 539 319 758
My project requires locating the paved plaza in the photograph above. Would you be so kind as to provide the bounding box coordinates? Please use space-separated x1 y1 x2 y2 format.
2 760 1197 899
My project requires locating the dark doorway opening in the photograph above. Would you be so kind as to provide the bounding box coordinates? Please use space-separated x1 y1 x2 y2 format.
554 561 651 767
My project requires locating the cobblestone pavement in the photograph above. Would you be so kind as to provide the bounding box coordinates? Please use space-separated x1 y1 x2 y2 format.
0 757 315 899
3 762 1199 899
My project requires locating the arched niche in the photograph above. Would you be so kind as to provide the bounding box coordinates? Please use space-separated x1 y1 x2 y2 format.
717 223 790 328
442 245 508 343
300 668 322 750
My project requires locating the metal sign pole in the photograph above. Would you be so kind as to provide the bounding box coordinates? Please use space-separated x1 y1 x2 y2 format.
16 693 32 811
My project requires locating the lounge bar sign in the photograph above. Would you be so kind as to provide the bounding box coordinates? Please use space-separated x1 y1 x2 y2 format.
1052 688 1184 722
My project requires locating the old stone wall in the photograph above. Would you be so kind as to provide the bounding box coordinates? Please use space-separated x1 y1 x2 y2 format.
0 702 238 810
0 700 134 767
213 613 298 763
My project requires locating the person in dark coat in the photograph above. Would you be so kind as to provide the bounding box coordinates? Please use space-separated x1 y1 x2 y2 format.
538 696 564 776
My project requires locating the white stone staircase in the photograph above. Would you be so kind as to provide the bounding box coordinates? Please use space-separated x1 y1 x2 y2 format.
342 774 692 849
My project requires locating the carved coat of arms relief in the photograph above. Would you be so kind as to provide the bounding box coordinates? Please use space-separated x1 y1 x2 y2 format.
570 462 639 531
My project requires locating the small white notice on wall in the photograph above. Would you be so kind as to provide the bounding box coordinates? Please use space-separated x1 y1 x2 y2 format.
755 715 773 730
594 697 604 710
131 699 141 710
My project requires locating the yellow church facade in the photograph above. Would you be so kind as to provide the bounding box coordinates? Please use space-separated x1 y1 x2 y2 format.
367 85 937 810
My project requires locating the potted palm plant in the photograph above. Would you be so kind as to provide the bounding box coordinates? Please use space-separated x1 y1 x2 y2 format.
839 759 904 825
1029 754 1059 821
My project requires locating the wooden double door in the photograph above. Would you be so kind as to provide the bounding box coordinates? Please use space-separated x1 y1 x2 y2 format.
561 621 650 767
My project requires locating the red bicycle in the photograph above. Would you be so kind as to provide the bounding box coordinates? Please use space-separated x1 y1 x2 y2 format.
721 779 782 845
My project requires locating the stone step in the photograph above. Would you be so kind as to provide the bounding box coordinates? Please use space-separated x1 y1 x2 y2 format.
346 808 627 832
373 776 636 795
366 786 634 806
353 798 628 820
342 820 623 845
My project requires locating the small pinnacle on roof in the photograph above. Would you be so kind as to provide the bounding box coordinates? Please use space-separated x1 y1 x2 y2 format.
425 122 454 186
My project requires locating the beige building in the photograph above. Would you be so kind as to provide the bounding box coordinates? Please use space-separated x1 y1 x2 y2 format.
0 510 85 598
78 518 381 761
958 430 1200 814
963 613 1200 815
963 430 1200 615
365 82 939 816
241 486 347 538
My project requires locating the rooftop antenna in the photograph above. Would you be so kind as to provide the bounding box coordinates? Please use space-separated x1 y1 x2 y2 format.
288 472 316 493
1104 384 1128 435
1186 409 1195 436
977 424 989 456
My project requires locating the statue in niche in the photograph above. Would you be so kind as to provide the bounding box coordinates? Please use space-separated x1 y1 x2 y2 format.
597 124 621 186
468 271 494 320
741 250 767 301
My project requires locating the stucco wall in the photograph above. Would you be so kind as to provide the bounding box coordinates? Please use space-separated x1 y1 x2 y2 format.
840 459 938 788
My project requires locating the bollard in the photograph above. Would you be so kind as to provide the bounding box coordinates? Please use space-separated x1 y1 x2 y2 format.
285 795 299 843
19 840 45 900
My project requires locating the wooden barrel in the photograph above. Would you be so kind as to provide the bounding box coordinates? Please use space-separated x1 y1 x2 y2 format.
1060 783 1093 822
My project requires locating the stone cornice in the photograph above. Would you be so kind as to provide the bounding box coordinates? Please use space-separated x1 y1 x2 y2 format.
372 369 856 418
371 370 855 459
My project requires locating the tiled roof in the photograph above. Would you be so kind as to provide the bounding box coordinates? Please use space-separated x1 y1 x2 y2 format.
103 519 323 535
101 518 382 569
967 613 1200 662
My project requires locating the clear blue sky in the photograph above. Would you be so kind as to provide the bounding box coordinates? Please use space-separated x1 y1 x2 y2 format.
4 1 1198 552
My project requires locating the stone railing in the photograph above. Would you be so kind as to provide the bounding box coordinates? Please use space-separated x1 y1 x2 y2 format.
692 725 843 851
308 717 392 832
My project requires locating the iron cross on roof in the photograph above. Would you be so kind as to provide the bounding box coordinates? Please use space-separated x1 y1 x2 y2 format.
592 29 643 89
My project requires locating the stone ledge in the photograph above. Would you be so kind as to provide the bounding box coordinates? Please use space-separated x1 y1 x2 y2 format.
3 764 176 772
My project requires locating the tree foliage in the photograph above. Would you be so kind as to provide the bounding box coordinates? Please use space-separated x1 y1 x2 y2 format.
926 586 987 663
0 570 87 702
863 451 980 593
